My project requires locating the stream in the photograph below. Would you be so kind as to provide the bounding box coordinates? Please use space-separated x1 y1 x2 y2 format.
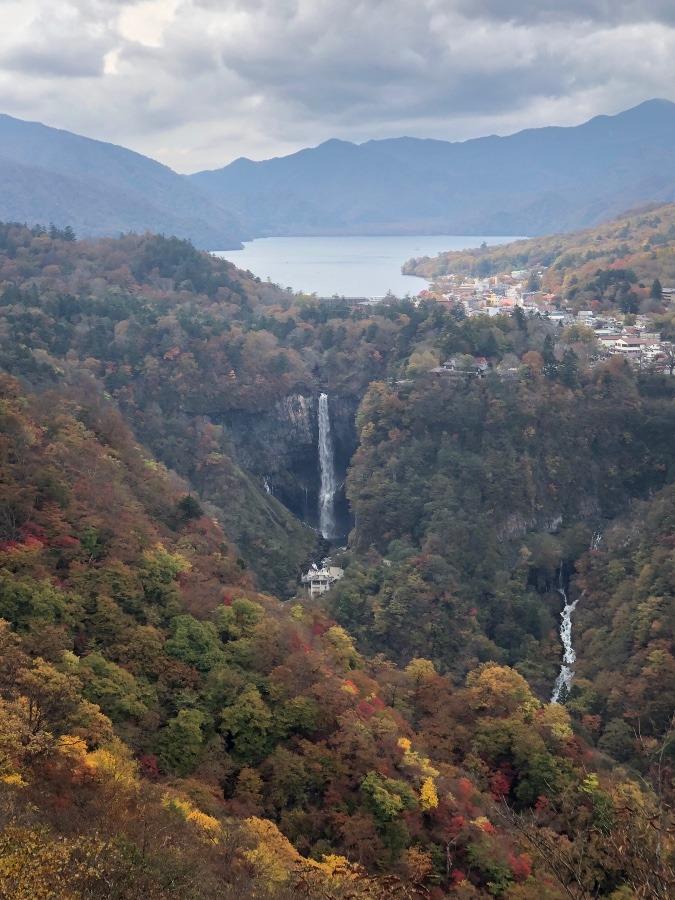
550 566 580 704
550 532 601 703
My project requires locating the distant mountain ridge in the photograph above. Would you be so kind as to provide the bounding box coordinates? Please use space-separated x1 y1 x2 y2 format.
0 114 246 248
190 99 675 237
2 100 675 246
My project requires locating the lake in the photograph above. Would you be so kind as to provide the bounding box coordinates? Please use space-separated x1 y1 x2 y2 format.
213 235 522 298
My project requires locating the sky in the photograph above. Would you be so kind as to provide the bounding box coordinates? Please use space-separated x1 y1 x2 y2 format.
2 0 675 172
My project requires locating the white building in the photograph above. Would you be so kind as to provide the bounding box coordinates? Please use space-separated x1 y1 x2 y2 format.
301 565 344 598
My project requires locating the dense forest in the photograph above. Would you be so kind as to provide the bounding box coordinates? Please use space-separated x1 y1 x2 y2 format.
330 361 673 689
0 222 672 898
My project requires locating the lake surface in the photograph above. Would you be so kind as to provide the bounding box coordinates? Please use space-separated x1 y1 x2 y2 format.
213 235 522 298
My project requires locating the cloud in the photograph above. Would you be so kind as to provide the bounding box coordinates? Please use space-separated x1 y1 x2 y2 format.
0 1 674 170
0 1 120 78
453 1 675 26
3 46 106 78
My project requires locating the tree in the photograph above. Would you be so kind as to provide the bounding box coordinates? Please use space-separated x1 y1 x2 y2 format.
176 494 203 521
165 615 223 672
138 545 190 610
597 719 634 762
619 291 640 314
651 278 663 300
155 708 205 776
360 771 416 824
559 348 580 388
513 306 528 332
542 334 557 378
419 777 439 811
527 273 541 292
220 685 272 764
661 342 675 376
78 652 151 723
15 658 83 738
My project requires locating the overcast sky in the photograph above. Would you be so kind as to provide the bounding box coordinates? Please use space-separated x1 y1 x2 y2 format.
2 0 675 172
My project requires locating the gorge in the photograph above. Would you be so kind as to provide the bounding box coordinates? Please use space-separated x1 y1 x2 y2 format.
215 392 355 546
0 224 672 899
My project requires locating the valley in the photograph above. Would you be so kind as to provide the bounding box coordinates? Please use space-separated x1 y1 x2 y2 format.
0 219 672 898
3 0 675 894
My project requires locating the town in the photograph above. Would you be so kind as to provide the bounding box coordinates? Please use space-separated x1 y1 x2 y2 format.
416 268 675 373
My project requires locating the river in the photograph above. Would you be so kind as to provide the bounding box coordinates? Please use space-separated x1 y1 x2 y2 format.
213 234 522 298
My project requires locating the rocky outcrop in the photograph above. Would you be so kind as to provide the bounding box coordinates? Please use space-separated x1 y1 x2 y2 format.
221 394 315 472
496 512 564 542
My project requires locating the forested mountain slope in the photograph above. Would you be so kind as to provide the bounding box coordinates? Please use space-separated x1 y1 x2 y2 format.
329 357 674 694
0 224 321 595
1 375 672 898
404 201 675 298
572 482 675 747
0 115 244 249
0 222 672 897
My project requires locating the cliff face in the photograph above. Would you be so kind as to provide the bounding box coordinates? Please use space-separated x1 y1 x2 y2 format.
219 393 359 539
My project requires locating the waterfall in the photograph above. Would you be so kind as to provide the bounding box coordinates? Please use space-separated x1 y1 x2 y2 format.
262 477 272 494
318 393 337 539
550 533 600 703
550 565 581 704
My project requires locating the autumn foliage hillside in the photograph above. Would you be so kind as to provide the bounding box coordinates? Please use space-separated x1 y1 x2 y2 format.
0 223 437 595
572 482 675 750
0 223 673 897
331 356 674 697
404 201 675 302
0 358 672 897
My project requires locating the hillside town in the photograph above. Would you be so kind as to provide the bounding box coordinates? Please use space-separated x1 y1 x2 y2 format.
417 270 675 372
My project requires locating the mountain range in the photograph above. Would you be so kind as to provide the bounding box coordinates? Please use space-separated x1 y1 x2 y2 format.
3 99 675 245
190 99 675 237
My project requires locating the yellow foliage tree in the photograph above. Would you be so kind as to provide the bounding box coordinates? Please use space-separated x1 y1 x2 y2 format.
419 777 439 811
536 704 573 740
466 664 540 718
87 737 140 795
0 826 107 900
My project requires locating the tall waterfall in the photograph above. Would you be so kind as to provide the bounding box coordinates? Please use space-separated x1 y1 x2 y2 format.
318 393 337 539
550 565 580 704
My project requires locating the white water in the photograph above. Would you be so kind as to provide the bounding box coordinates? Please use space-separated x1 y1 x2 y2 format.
318 393 337 539
550 566 581 704
550 533 601 704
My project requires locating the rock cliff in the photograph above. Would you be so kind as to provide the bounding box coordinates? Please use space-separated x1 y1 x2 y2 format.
218 393 359 539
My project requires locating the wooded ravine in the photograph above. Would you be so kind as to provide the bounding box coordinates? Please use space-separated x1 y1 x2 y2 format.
0 221 672 899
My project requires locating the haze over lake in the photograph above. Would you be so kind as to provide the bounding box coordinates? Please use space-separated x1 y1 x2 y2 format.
214 235 522 298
